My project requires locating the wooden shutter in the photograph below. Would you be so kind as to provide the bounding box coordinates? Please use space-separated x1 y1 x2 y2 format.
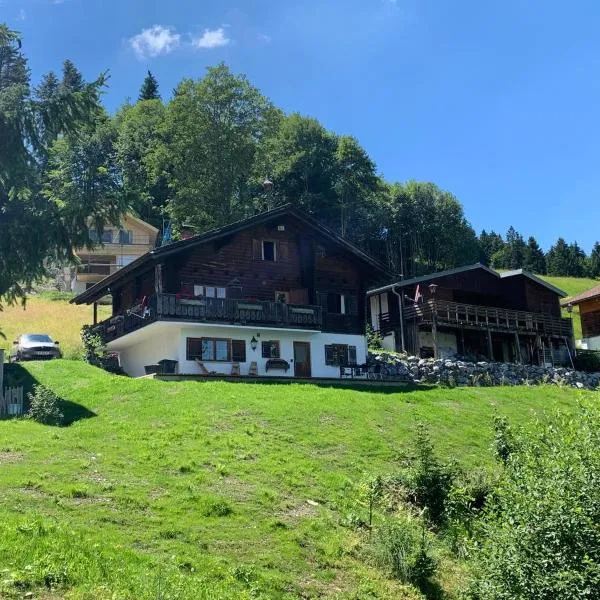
348 346 357 365
252 238 261 261
278 241 289 261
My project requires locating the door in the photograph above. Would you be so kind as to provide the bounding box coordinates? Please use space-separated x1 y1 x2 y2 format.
293 342 311 378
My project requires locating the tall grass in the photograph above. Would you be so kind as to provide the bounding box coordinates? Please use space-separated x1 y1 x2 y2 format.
0 297 110 359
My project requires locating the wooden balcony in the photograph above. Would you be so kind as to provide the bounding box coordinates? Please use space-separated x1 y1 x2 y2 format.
380 299 573 338
93 294 325 343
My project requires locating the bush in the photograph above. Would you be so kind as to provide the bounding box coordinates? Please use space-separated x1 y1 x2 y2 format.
401 423 458 526
470 403 600 599
371 515 437 588
27 385 64 426
492 415 520 465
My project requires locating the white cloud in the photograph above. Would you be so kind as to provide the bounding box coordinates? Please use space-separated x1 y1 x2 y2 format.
192 28 230 49
129 25 181 59
17 8 26 20
257 33 271 43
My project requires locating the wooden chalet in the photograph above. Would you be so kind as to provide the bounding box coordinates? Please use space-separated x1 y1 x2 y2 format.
368 264 574 365
562 283 600 350
72 205 390 378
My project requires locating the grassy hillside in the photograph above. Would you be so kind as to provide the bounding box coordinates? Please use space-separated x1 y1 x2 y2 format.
0 361 594 599
540 275 599 340
0 292 110 359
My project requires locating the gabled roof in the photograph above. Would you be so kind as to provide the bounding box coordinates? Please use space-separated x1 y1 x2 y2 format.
72 204 392 305
367 264 568 298
561 283 600 307
123 213 159 235
499 269 567 298
367 263 497 296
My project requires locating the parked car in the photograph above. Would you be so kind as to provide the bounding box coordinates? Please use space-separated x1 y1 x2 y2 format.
10 334 62 362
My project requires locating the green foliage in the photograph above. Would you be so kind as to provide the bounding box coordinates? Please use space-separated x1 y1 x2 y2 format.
27 384 64 426
573 350 600 373
492 415 520 465
401 423 458 526
371 515 437 588
138 70 160 101
471 405 600 599
366 324 384 350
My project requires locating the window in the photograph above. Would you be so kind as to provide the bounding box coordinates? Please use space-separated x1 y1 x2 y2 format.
194 285 226 298
323 293 359 315
119 230 132 244
232 339 246 362
261 340 280 358
88 229 113 243
263 240 275 261
324 344 357 366
187 338 230 361
327 293 342 314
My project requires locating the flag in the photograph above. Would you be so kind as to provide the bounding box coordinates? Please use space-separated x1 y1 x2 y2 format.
414 284 423 304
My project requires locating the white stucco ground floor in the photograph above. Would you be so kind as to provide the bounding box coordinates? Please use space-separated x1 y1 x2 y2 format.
106 321 367 379
580 335 600 350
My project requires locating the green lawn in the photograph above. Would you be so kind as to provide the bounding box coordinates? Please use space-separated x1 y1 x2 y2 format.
0 360 595 599
540 275 599 340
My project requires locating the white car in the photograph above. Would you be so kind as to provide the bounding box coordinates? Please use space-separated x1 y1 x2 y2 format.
10 334 62 362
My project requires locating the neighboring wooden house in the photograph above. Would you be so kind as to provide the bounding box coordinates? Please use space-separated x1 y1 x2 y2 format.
72 205 390 378
368 264 574 365
563 284 600 350
72 213 159 294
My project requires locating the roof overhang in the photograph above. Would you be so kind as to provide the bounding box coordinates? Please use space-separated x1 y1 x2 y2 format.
499 269 567 298
367 263 498 296
72 204 392 305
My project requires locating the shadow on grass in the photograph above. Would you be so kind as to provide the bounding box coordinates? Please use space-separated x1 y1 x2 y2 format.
3 362 96 426
419 579 447 600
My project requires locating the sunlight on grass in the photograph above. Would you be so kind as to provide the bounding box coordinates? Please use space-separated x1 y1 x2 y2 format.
0 360 594 599
0 295 110 359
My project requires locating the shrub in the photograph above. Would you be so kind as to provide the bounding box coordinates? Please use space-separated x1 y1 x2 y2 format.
470 403 600 599
366 324 384 350
81 325 125 375
371 515 437 588
401 423 458 526
27 385 64 426
492 415 520 465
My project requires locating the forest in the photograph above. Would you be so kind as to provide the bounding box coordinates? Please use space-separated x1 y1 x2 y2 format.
2 23 598 306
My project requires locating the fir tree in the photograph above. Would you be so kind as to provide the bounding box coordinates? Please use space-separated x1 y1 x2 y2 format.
61 59 84 91
588 242 600 278
523 236 546 274
138 70 160 101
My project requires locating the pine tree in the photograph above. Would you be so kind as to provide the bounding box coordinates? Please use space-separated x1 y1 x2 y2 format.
479 230 505 266
523 236 546 274
588 242 600 278
138 71 160 101
61 59 84 91
491 226 526 270
547 238 572 276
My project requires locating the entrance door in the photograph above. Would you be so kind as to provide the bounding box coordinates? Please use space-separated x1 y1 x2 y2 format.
293 342 311 378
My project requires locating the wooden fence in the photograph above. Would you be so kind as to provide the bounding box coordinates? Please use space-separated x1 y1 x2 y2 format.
0 386 24 417
0 350 25 418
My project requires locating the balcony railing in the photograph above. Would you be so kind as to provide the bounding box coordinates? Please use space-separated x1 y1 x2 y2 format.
77 263 120 277
379 299 573 338
93 294 325 343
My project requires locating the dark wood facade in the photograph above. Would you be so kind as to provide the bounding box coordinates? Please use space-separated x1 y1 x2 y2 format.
74 206 389 341
369 265 574 365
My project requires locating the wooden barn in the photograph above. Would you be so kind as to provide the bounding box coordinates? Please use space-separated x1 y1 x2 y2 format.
368 264 574 365
563 283 600 350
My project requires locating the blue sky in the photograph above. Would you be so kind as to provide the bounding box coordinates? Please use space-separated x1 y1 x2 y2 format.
5 0 600 252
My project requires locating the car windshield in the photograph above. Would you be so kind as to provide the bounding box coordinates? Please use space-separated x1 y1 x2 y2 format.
23 334 53 343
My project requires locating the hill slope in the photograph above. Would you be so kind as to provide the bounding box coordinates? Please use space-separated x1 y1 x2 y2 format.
540 275 599 340
0 361 594 599
0 293 109 359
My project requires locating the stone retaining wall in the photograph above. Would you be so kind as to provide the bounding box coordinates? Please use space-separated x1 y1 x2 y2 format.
369 351 600 390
